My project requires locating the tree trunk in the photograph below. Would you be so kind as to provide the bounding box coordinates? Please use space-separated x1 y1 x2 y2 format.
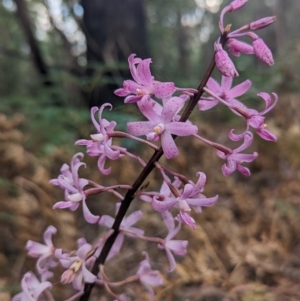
14 0 51 85
81 0 149 107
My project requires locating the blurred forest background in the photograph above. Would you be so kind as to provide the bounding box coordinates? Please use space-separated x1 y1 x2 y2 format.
1 0 300 300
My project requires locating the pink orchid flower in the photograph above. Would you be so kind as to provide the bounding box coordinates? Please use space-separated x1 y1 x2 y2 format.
136 252 163 301
127 97 198 159
60 243 97 291
99 204 144 258
12 272 52 301
50 152 100 224
230 92 278 141
26 225 58 275
198 75 251 111
114 54 177 103
158 211 188 272
216 131 258 176
75 104 121 175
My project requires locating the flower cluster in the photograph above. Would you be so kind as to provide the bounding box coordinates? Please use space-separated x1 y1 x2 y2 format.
216 0 276 77
13 1 278 301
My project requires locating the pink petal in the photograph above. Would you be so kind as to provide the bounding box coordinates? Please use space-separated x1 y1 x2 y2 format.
257 128 277 141
206 77 221 93
161 211 175 232
222 162 235 176
249 115 264 129
166 240 188 256
166 122 198 136
26 241 50 257
77 244 93 259
152 196 177 212
181 183 194 199
164 248 176 272
228 79 252 99
221 75 233 91
97 154 111 175
43 226 56 247
137 98 161 123
233 152 258 162
107 234 124 260
33 281 52 300
258 92 278 114
198 98 219 111
128 54 142 83
224 157 237 172
137 58 153 85
193 172 207 193
104 144 120 160
187 195 218 207
153 82 176 99
234 132 254 153
161 97 184 122
82 200 100 224
114 87 129 97
178 211 195 229
53 201 74 209
237 164 251 176
228 129 247 141
161 131 179 159
73 273 84 291
124 95 143 103
82 264 97 283
123 210 143 227
99 215 114 228
127 121 156 136
90 107 100 131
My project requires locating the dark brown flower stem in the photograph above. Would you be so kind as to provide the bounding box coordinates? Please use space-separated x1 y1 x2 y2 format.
80 44 222 301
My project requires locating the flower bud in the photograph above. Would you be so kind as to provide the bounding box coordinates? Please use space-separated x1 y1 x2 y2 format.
249 16 276 30
253 38 274 66
215 49 239 77
229 0 247 12
227 39 254 57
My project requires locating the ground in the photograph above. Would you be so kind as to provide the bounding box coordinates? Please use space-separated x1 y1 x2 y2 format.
1 93 300 301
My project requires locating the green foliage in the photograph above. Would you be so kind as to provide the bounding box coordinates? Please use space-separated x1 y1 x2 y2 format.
0 0 299 159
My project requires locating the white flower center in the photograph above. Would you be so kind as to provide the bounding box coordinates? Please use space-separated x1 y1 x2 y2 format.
153 123 165 135
68 192 83 202
91 133 104 142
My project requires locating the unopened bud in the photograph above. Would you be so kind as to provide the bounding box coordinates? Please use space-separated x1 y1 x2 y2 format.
229 0 247 12
253 38 274 66
227 39 254 57
215 49 239 77
249 16 276 30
